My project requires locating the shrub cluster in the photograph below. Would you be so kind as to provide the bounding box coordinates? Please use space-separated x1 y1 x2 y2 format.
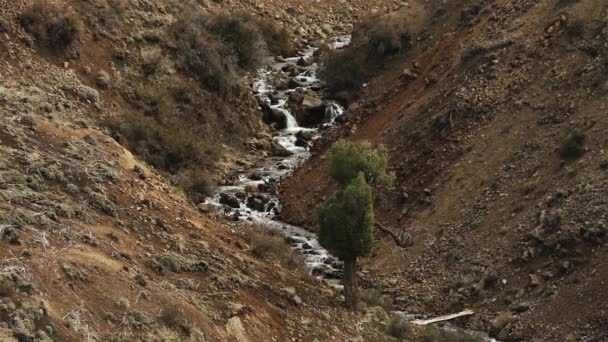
19 1 83 57
246 227 307 272
320 12 410 101
169 9 292 94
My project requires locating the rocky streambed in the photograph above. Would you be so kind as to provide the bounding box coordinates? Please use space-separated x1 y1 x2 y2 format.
204 36 352 283
203 36 496 341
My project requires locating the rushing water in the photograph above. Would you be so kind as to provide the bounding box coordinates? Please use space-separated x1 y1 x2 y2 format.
205 36 352 282
203 35 497 341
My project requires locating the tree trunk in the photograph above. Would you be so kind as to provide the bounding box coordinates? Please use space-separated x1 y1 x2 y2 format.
343 257 359 310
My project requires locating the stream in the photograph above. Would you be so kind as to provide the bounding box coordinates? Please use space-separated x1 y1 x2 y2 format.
204 36 496 341
205 36 352 283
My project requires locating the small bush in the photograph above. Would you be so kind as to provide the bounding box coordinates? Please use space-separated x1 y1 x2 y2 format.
204 14 267 72
246 227 307 271
19 2 83 56
320 49 367 99
600 160 608 170
249 229 288 259
367 22 410 59
386 316 412 339
174 169 215 204
169 12 236 94
0 278 14 297
559 129 586 159
361 288 394 312
256 20 294 57
160 305 191 336
566 19 585 37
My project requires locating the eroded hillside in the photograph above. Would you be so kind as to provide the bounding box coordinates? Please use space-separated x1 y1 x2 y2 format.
281 0 608 341
0 0 413 341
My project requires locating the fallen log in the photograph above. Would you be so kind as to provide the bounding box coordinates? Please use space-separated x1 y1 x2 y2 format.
411 309 475 325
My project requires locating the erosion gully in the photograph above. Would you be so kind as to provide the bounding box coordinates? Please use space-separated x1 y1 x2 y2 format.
204 36 495 341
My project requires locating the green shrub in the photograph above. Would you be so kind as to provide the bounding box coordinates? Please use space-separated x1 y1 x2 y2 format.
328 140 395 187
559 129 586 159
600 160 608 170
19 2 83 56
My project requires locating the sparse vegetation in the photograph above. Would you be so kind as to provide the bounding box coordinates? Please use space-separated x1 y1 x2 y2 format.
160 305 191 336
559 129 586 159
19 1 83 57
386 315 412 339
361 288 394 312
246 227 307 272
320 12 410 102
150 254 209 274
566 18 585 37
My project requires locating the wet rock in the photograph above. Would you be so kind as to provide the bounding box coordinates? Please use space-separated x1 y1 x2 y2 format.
247 198 265 212
249 173 263 181
297 57 311 67
220 193 240 209
262 104 288 130
271 142 293 157
296 95 327 127
288 78 302 89
282 63 298 74
244 184 259 193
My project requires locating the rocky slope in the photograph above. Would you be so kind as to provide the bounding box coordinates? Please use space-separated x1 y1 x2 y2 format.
0 0 418 341
280 0 608 341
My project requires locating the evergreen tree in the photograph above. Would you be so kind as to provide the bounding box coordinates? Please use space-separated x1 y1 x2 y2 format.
319 140 393 310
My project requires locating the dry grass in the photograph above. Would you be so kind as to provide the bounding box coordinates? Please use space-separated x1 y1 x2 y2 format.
160 305 191 336
246 227 308 272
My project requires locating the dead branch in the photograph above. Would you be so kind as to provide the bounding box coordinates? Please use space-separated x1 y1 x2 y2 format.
375 222 412 248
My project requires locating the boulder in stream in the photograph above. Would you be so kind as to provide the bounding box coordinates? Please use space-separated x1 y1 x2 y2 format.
295 95 327 127
262 104 288 130
271 142 293 157
219 193 241 209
